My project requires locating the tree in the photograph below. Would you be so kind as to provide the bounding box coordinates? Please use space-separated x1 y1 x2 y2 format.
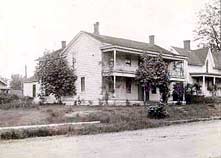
136 54 170 103
10 74 23 90
194 0 221 51
36 52 77 103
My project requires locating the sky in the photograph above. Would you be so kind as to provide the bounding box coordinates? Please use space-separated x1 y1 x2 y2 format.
0 0 211 79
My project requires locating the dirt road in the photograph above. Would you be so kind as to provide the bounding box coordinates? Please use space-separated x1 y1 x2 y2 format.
1 120 221 158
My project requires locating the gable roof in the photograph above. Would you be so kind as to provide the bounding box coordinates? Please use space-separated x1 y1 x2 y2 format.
172 47 208 66
83 31 175 55
212 51 221 70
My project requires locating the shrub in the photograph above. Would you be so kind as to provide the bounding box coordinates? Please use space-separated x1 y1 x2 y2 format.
147 103 169 119
191 96 216 104
0 98 37 109
0 93 19 104
172 83 184 105
126 99 130 106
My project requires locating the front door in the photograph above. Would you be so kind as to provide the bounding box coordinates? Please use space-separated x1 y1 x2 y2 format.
138 85 149 101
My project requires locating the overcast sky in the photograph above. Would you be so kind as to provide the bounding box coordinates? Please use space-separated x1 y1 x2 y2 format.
0 0 210 79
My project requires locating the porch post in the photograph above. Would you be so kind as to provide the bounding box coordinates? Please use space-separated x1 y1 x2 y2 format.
213 77 216 85
202 75 206 96
113 75 116 98
213 77 216 96
113 49 116 70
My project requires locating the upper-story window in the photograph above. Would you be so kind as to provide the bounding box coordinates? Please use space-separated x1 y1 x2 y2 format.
125 55 131 66
172 61 184 77
206 60 209 73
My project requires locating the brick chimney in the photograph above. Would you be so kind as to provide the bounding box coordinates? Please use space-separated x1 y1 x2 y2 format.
61 41 66 49
93 22 100 35
183 40 191 50
149 35 155 45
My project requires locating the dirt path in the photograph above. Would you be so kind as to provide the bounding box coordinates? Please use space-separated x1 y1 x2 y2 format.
1 120 221 158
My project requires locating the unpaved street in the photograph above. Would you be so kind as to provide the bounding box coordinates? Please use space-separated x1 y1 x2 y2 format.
1 120 221 158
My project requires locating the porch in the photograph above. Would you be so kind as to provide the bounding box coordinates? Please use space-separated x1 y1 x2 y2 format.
190 73 221 96
101 47 186 102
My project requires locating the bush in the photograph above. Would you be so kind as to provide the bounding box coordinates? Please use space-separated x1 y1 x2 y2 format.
0 97 37 109
0 93 19 104
191 96 216 104
147 103 169 119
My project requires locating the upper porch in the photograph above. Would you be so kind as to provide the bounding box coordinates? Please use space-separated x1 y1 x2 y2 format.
101 46 187 81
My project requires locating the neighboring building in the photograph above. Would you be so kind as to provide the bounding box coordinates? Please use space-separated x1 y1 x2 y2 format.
0 78 9 94
172 40 221 97
23 76 39 98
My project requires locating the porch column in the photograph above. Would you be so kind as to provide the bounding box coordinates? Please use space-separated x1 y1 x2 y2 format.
113 75 116 98
202 75 206 95
213 77 216 85
213 77 216 96
113 49 116 70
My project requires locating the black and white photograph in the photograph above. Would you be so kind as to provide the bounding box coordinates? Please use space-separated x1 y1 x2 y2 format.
0 0 221 157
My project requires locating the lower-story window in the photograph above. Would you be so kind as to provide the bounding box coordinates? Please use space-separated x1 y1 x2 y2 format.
33 84 36 98
81 77 85 92
126 78 132 93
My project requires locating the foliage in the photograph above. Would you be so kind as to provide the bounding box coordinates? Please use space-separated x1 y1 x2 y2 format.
185 83 201 104
207 84 217 96
147 103 169 119
10 74 24 90
0 96 38 109
191 96 216 104
136 54 170 102
36 51 77 102
0 93 19 104
194 0 221 51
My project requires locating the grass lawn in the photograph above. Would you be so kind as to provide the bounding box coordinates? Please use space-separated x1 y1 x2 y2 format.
0 103 221 139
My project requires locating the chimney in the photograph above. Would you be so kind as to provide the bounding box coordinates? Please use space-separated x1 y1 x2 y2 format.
183 40 191 50
93 22 100 35
149 35 155 45
61 41 66 49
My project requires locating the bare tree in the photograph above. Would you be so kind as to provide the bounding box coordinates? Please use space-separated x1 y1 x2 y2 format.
194 0 221 51
10 74 24 90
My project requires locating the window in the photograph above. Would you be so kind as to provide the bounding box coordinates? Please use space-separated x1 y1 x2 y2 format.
125 55 131 66
33 84 36 98
126 78 132 93
81 77 85 92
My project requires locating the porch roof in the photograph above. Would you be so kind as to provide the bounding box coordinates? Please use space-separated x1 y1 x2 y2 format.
190 73 221 78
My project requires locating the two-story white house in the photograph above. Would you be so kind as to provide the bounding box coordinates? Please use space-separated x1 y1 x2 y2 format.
24 22 191 105
172 40 221 97
57 22 187 105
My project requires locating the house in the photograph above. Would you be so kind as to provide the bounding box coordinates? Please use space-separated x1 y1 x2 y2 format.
24 22 190 105
172 40 221 97
0 78 9 94
59 22 187 105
